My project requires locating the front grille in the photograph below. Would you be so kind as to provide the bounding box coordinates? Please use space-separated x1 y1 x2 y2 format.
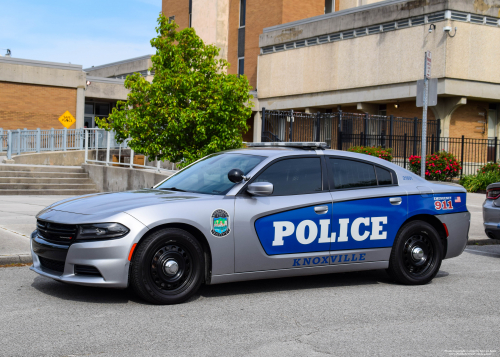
39 256 65 273
75 265 102 277
37 220 77 245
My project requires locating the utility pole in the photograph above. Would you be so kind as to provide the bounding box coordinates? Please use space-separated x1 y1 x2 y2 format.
421 51 431 179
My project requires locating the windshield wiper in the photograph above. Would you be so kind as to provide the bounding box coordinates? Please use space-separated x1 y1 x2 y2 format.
158 187 187 192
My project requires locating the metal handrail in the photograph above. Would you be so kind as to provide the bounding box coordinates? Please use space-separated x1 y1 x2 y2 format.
82 129 176 173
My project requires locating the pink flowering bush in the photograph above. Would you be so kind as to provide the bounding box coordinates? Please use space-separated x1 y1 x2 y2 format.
408 151 461 181
347 146 393 161
477 161 500 174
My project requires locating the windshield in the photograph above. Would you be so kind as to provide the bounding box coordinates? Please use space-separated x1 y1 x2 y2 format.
156 153 265 195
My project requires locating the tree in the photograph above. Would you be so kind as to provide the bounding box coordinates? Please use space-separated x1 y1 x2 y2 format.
97 14 253 166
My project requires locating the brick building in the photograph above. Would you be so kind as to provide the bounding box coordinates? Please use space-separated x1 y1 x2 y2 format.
0 55 149 130
163 0 500 144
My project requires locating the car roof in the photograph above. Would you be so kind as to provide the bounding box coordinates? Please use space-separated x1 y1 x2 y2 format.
226 147 412 175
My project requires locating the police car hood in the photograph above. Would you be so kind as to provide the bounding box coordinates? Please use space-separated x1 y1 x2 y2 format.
38 189 208 217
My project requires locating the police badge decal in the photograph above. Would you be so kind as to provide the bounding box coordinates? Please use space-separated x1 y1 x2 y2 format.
211 209 230 237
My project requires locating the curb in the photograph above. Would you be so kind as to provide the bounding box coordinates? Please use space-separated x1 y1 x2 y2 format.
0 254 32 265
467 239 500 246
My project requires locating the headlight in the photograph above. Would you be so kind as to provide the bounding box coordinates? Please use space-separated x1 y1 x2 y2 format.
77 223 129 240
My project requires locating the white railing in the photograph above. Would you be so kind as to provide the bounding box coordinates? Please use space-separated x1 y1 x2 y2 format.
83 129 176 173
1 128 104 159
1 127 177 172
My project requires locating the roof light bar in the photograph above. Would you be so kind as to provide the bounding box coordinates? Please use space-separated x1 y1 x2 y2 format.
247 142 328 149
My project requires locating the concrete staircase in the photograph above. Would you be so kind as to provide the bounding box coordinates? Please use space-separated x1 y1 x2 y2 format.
0 165 99 195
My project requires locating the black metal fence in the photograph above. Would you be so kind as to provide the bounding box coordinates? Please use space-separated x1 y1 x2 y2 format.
262 109 497 176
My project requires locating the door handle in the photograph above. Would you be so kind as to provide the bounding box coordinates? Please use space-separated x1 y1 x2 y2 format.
389 197 402 205
314 206 329 214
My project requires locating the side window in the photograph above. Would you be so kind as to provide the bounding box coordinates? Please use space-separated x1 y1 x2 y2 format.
329 158 377 189
376 166 393 186
254 157 322 196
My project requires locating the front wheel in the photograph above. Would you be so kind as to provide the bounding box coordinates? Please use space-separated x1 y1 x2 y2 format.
130 228 205 304
387 220 443 285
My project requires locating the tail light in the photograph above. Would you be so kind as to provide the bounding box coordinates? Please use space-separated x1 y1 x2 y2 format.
487 189 500 199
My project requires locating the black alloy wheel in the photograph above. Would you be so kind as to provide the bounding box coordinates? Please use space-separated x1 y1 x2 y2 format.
150 243 192 291
387 220 443 285
130 228 205 305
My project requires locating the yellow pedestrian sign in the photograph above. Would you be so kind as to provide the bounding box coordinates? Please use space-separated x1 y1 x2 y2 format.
58 111 76 128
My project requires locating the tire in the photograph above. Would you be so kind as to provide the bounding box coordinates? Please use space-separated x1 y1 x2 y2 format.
130 228 205 305
387 220 443 285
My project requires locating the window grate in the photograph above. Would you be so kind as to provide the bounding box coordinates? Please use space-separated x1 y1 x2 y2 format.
427 12 445 22
382 23 396 31
295 40 306 48
411 16 425 26
485 17 498 26
450 11 468 21
355 28 367 36
343 30 354 39
368 25 381 34
470 14 484 24
274 44 285 52
306 38 318 46
262 46 274 54
318 35 329 43
260 10 500 55
397 19 410 28
330 33 342 41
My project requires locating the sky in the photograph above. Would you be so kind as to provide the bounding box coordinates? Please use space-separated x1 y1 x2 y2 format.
0 0 161 69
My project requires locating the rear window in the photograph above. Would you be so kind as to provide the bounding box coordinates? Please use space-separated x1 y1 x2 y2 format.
330 159 377 189
376 166 393 185
329 158 394 189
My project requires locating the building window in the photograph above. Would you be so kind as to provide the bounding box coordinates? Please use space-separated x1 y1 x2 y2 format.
239 0 246 27
238 58 244 76
168 16 175 23
189 0 192 27
325 0 334 13
378 104 387 116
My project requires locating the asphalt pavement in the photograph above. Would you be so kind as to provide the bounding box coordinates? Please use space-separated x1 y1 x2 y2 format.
0 245 499 356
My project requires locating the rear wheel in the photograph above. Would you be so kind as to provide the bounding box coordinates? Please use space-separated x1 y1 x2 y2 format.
130 228 204 304
387 220 443 285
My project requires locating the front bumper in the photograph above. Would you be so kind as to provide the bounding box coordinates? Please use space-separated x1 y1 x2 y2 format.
436 211 471 259
30 214 148 288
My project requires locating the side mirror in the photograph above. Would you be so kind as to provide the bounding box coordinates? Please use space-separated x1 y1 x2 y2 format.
228 169 245 183
247 182 274 196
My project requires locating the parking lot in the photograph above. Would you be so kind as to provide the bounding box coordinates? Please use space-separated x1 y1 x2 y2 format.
0 245 498 356
0 193 498 356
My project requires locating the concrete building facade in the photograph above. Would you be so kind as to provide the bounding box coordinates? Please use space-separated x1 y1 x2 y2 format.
0 55 152 130
162 0 328 89
256 0 500 142
163 0 500 144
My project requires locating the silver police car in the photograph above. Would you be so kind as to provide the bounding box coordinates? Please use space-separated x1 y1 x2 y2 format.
31 142 470 304
483 182 500 240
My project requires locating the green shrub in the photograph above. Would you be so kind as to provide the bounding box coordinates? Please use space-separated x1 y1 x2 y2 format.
477 161 500 174
408 151 461 181
459 171 500 192
347 146 393 161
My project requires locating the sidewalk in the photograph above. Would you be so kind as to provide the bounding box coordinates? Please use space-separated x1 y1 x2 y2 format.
0 193 497 265
0 195 73 264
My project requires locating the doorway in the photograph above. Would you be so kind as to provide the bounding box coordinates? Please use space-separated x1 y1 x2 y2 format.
487 103 498 162
84 102 113 128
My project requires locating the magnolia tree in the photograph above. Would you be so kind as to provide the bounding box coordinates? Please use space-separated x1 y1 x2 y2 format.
97 15 253 166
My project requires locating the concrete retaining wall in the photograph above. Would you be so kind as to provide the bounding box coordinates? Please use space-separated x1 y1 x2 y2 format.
10 150 178 169
82 164 175 192
11 150 96 166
